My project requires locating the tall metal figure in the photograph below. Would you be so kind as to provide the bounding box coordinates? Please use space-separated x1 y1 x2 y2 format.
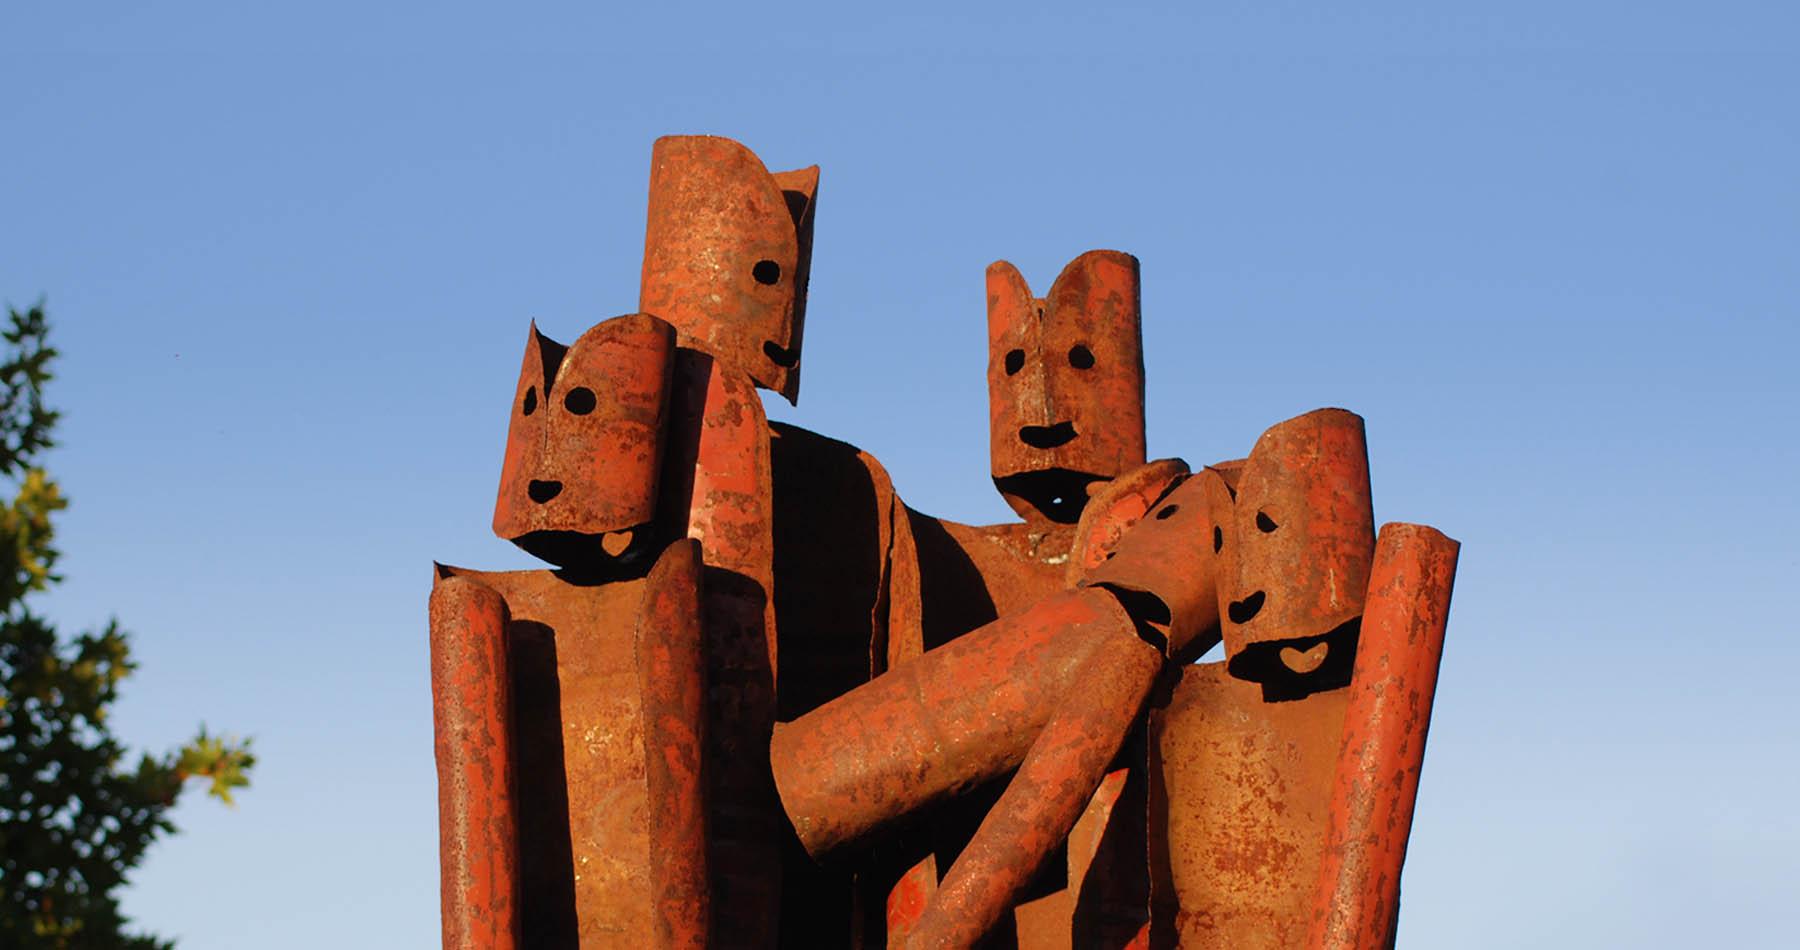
881 250 1159 948
430 314 708 949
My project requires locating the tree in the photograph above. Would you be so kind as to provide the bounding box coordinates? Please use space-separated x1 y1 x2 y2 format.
0 304 254 949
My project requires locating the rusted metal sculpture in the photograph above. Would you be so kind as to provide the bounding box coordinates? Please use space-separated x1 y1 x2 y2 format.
880 250 1156 948
641 135 816 405
1146 410 1374 949
986 250 1146 528
428 134 1459 950
1137 411 1457 950
640 134 814 948
430 314 709 949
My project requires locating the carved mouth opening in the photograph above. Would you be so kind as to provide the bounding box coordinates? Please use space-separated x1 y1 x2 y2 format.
993 468 1108 524
512 526 656 581
1018 421 1078 449
1226 616 1362 702
763 340 801 368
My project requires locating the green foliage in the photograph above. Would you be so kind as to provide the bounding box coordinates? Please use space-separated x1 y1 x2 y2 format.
0 304 254 949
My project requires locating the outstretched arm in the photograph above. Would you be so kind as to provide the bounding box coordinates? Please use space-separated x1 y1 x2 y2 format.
905 627 1164 950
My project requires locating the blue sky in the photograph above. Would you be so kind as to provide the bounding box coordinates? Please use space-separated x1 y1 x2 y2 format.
3 2 1796 946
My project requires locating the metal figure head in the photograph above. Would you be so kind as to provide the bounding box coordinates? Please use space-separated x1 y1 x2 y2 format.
640 135 818 404
1209 408 1375 699
492 313 676 570
986 250 1146 524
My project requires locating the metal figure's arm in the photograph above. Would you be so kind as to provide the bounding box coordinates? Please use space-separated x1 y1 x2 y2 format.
904 627 1164 950
427 573 519 950
770 586 1140 858
634 539 711 949
1306 524 1459 950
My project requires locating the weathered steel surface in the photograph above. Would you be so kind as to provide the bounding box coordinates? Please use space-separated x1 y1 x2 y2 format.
640 137 849 942
641 135 818 404
767 422 923 946
1148 407 1376 949
987 251 1145 524
1067 458 1190 584
448 567 659 944
1078 466 1226 661
428 574 519 950
880 252 1158 948
637 538 711 949
1148 665 1349 949
1306 523 1459 950
886 857 938 944
1221 409 1373 667
430 310 724 948
659 348 785 948
1012 760 1150 950
431 134 1461 950
769 422 916 717
492 314 675 563
770 585 1136 859
905 632 1163 949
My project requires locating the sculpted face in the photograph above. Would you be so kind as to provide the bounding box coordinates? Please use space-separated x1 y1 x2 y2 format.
1077 464 1226 663
1209 408 1375 700
640 135 818 404
492 313 675 571
986 250 1146 524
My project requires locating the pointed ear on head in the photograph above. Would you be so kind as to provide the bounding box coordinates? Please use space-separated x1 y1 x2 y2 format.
492 314 676 569
986 259 1037 351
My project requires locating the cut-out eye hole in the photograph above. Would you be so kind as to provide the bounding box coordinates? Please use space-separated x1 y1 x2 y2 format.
1256 511 1278 533
1156 504 1179 520
763 340 800 368
1004 349 1025 375
753 260 781 285
564 387 597 415
1213 525 1223 552
1068 345 1095 370
522 386 538 416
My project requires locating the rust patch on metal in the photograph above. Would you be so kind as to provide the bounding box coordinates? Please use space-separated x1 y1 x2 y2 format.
492 314 674 562
1079 466 1227 661
641 135 817 404
771 586 1137 859
1147 408 1376 949
431 134 1463 950
1306 524 1459 950
637 539 711 949
1218 409 1373 665
904 633 1163 949
987 251 1146 525
660 347 784 947
428 573 520 950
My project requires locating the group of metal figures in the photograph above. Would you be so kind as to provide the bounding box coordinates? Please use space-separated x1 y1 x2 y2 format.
428 135 1460 950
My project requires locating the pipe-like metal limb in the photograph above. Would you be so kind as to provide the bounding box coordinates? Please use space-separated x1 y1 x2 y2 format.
1306 523 1459 950
428 574 519 950
636 539 711 949
770 586 1135 860
904 630 1164 949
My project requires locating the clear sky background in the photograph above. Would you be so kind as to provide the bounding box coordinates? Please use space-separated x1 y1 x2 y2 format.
4 2 1797 947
